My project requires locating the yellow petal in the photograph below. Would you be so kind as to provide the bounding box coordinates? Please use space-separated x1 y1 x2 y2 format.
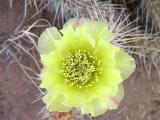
43 93 71 112
115 49 136 80
38 27 62 54
107 84 124 109
63 18 117 43
83 98 107 117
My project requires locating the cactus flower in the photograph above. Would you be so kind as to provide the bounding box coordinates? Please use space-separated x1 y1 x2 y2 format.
38 18 136 117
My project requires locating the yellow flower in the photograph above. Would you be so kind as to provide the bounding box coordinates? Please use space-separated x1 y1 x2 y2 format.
38 18 136 117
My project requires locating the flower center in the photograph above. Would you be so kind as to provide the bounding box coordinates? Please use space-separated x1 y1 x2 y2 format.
62 49 101 88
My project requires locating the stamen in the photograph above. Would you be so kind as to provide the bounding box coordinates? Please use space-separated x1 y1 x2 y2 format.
62 49 101 88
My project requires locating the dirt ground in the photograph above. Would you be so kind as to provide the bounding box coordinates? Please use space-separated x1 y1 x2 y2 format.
0 0 160 120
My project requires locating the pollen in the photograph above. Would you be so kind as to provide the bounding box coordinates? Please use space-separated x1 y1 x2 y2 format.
62 49 101 88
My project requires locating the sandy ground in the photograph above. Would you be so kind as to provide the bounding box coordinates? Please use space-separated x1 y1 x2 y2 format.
0 57 45 120
0 0 160 120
